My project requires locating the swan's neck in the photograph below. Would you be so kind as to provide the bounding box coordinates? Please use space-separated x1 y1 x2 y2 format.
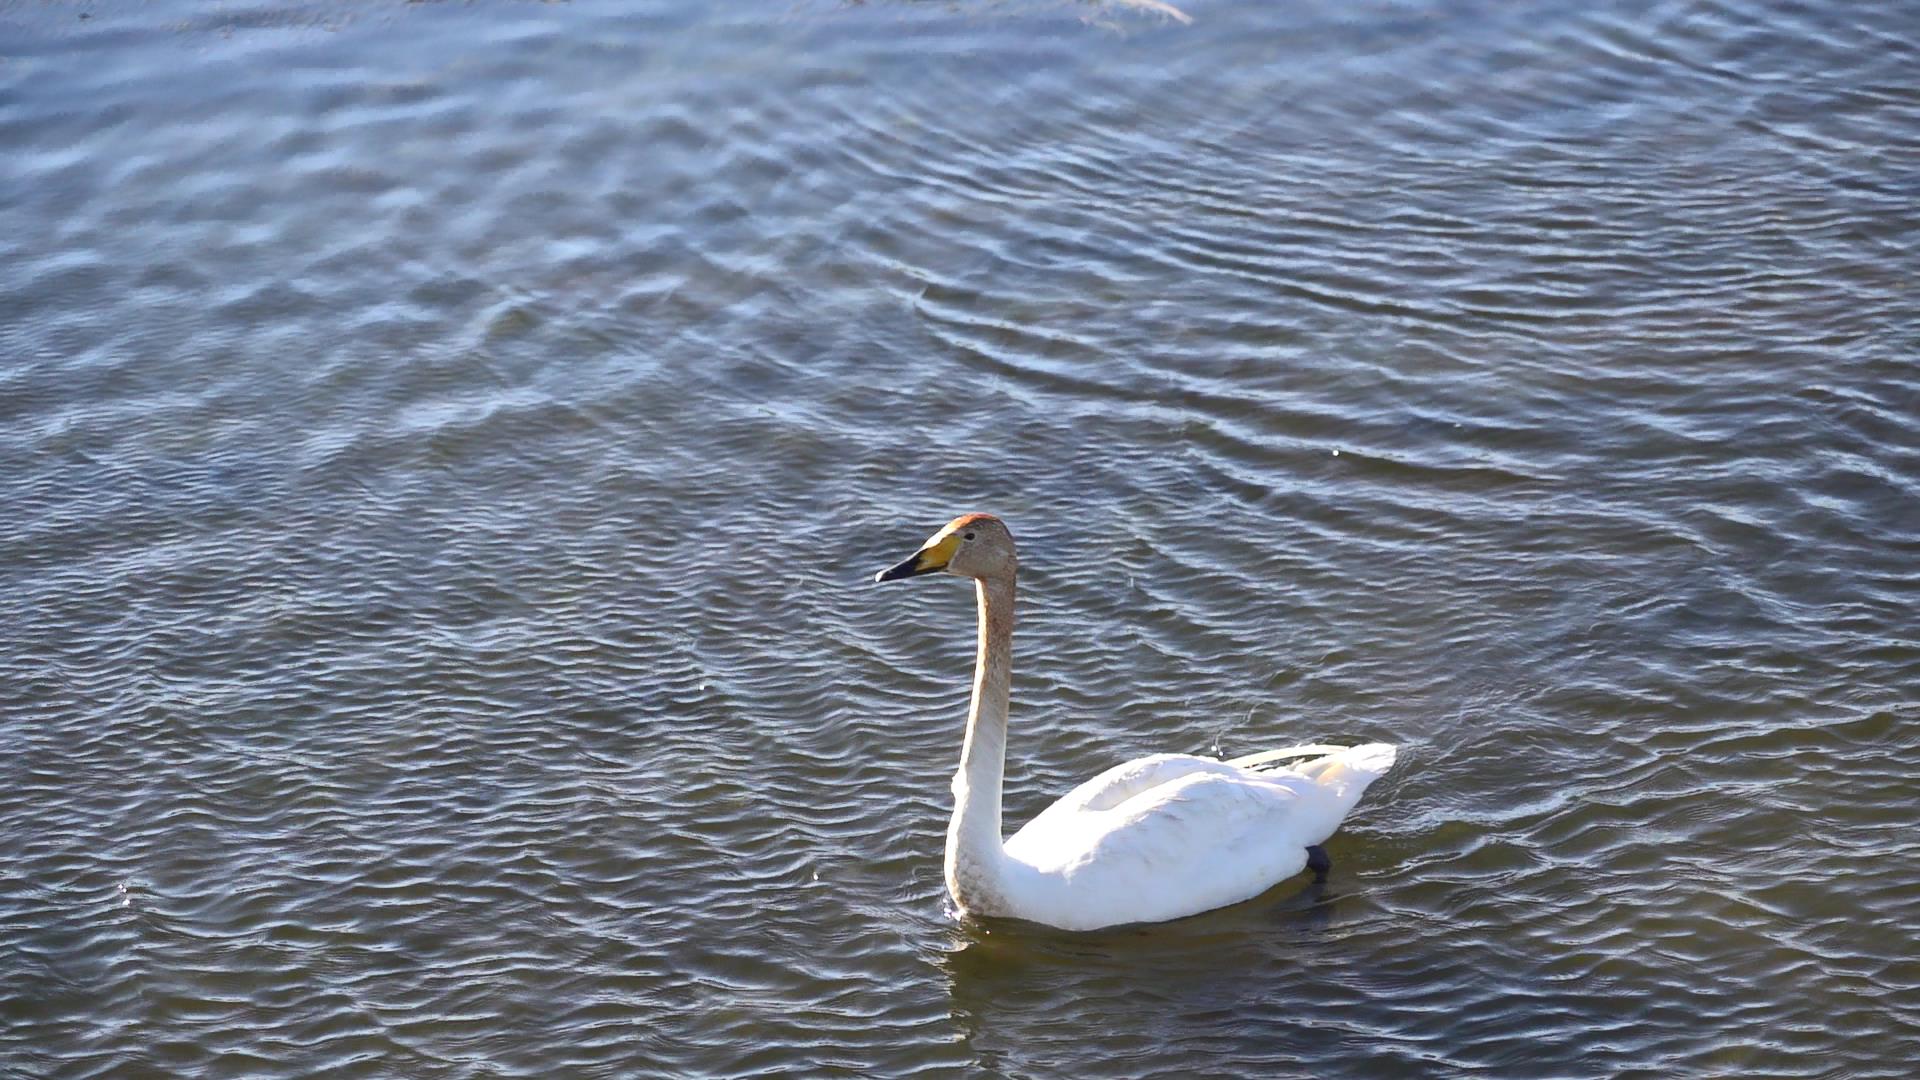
946 571 1015 916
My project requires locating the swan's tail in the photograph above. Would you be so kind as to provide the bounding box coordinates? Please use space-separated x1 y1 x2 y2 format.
1229 742 1398 797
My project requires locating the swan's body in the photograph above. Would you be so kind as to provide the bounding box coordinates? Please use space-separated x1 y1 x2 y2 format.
875 513 1397 932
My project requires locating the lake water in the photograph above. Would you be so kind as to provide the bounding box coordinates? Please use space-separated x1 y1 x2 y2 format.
3 1 1917 1075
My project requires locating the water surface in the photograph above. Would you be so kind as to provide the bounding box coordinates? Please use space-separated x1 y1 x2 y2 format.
3 1 1917 1076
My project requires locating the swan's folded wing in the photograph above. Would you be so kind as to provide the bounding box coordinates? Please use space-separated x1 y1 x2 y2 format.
1010 753 1234 845
1089 770 1326 873
1008 769 1334 928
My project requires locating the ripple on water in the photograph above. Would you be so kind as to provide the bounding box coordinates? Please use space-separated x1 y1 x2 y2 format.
3 0 1919 1077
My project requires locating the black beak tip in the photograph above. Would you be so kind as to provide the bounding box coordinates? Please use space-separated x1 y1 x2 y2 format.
874 554 925 583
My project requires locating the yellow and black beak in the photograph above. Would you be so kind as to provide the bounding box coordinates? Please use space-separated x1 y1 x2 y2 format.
873 531 959 583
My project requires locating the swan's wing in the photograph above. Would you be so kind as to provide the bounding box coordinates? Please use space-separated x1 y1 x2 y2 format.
1007 769 1344 929
1089 770 1336 876
1011 753 1233 843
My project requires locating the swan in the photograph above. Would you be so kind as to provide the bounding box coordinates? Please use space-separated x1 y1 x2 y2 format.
873 512 1397 931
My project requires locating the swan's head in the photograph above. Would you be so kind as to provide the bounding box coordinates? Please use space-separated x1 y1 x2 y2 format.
874 513 1016 583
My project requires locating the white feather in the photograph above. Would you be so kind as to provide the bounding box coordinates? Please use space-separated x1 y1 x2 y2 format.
998 745 1397 930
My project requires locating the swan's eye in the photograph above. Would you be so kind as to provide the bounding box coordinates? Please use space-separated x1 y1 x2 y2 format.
964 531 976 541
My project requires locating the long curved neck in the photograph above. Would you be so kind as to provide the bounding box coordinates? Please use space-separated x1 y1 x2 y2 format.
946 570 1016 915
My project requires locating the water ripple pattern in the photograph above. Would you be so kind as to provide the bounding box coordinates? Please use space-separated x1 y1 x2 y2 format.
2 0 1916 1076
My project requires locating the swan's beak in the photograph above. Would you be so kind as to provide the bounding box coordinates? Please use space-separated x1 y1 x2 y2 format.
874 553 935 582
874 532 958 583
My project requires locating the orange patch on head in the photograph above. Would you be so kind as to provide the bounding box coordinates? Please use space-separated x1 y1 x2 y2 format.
948 512 1001 530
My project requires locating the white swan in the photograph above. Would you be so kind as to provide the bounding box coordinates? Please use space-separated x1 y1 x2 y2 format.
874 512 1396 931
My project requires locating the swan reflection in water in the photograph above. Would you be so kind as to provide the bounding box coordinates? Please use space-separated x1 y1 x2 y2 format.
937 875 1344 1067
